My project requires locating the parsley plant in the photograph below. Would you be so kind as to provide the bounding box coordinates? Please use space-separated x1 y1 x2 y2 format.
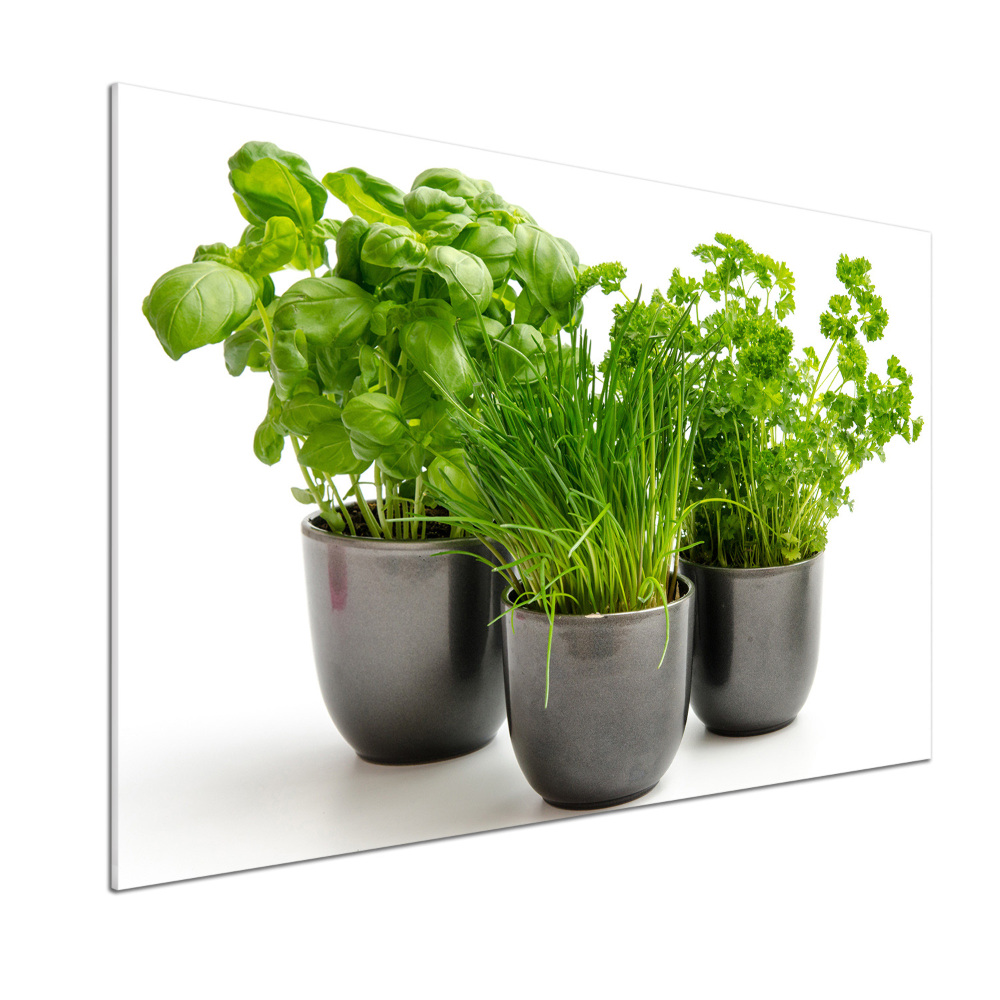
604 233 924 567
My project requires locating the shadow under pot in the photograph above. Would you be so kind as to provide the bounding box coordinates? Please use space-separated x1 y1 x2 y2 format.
679 553 824 737
500 576 694 810
301 514 506 764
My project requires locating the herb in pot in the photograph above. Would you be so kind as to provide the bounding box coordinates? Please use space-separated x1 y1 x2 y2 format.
427 269 718 701
604 233 924 567
143 143 596 539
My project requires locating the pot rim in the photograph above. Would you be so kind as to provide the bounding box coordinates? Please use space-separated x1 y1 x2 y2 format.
301 511 486 553
499 573 693 623
679 550 824 575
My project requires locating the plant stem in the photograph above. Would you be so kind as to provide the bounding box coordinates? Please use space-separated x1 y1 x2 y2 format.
349 475 382 537
372 465 388 535
254 298 275 352
807 339 839 413
414 471 425 540
289 436 326 510
325 475 355 535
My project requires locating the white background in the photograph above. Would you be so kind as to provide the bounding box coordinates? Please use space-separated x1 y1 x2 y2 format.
4 1 995 995
115 86 930 890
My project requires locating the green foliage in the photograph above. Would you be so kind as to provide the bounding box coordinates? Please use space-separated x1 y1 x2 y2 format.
609 233 923 567
272 276 374 347
434 296 705 611
143 143 614 538
142 261 261 361
575 261 626 297
512 225 579 326
428 308 716 702
597 287 700 375
228 142 328 229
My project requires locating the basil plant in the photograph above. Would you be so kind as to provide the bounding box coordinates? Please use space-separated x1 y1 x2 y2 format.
143 142 591 538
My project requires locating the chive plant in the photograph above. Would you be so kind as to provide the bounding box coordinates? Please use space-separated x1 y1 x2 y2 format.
429 303 717 625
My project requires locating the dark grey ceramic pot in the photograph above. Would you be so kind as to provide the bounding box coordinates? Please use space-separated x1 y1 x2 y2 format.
500 577 694 810
679 553 824 736
302 515 506 764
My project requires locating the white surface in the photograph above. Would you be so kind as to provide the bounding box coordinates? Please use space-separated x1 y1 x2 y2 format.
4 2 995 996
117 695 929 889
113 86 930 890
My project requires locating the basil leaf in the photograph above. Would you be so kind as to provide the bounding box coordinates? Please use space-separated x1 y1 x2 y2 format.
269 327 311 399
368 300 394 338
377 435 427 481
360 223 427 270
513 224 578 324
378 270 447 305
253 419 284 465
513 284 549 327
418 399 462 450
228 142 326 229
310 218 342 241
357 344 379 388
400 373 434 420
485 293 512 326
385 298 456 336
399 316 475 398
223 327 269 376
280 392 343 435
315 346 360 402
323 169 410 227
497 323 547 382
236 215 299 277
556 236 580 267
273 276 374 348
404 186 469 219
425 245 492 318
142 261 259 361
418 213 473 245
410 168 493 201
457 315 505 351
425 450 490 519
253 388 286 466
330 167 407 217
333 216 370 286
471 191 536 227
297 421 369 475
192 242 235 265
342 393 408 447
451 222 516 282
289 237 324 273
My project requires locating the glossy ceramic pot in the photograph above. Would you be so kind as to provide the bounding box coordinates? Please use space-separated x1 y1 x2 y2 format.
302 515 506 764
500 577 694 809
680 553 824 736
